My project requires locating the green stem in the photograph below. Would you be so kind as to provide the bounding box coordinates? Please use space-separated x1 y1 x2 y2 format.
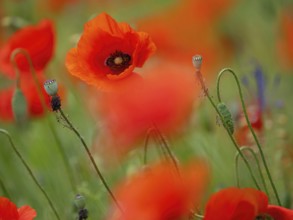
10 48 77 192
195 69 261 190
235 147 269 197
216 68 281 205
152 124 180 175
143 128 155 165
57 109 123 213
0 176 10 198
0 129 60 220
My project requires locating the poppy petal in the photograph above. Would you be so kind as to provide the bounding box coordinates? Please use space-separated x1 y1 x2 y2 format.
18 205 37 220
0 197 19 219
266 205 293 220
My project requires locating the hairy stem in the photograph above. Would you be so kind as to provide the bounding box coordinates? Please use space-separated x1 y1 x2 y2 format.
57 109 123 213
235 147 269 196
194 69 261 190
10 48 77 192
217 68 281 205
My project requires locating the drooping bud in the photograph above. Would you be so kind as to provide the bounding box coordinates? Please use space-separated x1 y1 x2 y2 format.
11 88 28 123
44 79 58 96
217 102 234 134
74 194 86 210
192 55 203 70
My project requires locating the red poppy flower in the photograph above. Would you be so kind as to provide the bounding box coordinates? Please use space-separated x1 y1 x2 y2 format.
204 187 293 220
0 19 55 121
0 197 36 220
94 62 198 157
65 12 156 91
204 188 268 220
0 19 55 79
107 160 209 220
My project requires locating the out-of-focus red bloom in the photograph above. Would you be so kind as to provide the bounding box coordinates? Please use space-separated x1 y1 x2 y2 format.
235 104 263 146
278 8 293 69
44 0 77 12
137 0 235 77
66 12 156 91
0 20 55 79
95 63 198 156
0 197 36 220
204 187 293 220
107 160 209 220
0 19 55 121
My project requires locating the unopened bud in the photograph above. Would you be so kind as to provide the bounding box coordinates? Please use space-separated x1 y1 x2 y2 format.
44 79 58 96
192 55 203 70
74 194 86 210
11 88 28 123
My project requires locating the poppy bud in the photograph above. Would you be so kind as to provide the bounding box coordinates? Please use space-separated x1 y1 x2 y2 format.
11 88 28 123
192 55 203 70
44 79 58 96
74 194 86 210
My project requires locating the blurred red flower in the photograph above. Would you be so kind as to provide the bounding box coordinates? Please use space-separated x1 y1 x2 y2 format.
0 197 36 220
66 12 156 91
137 0 235 77
234 104 263 146
107 160 209 220
0 20 55 79
204 187 293 220
43 0 77 12
94 63 198 157
0 19 55 121
278 8 293 70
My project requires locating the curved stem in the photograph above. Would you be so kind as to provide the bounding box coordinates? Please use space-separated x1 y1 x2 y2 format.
0 128 60 220
235 147 269 196
195 69 261 190
10 48 77 192
57 109 123 213
152 124 180 175
217 68 281 205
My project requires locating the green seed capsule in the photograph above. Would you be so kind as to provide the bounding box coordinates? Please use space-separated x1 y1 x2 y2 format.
44 79 58 96
74 194 86 210
11 88 28 123
217 102 234 134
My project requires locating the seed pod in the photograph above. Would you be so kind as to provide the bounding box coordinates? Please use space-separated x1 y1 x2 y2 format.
192 55 203 70
11 88 28 123
217 102 234 134
74 194 86 210
44 79 58 96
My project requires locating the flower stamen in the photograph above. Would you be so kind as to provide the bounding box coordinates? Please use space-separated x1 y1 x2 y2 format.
105 50 131 75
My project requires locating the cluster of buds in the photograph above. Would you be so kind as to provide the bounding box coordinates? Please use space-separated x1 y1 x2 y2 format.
44 79 61 111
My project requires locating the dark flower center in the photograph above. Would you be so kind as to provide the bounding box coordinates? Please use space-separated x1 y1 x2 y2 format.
105 50 131 75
